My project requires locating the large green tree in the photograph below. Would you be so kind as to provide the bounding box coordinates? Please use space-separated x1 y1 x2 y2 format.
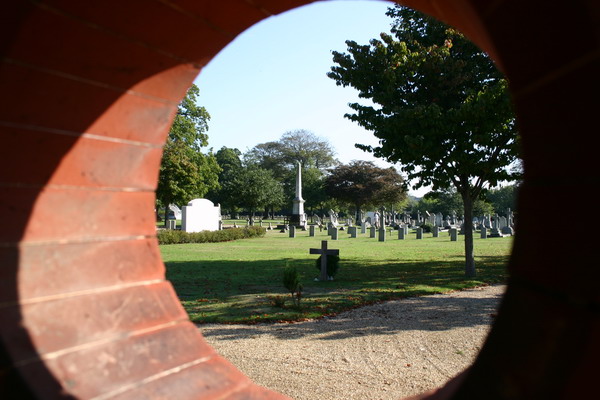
486 184 520 215
245 129 338 215
237 166 285 223
416 189 494 218
207 147 243 215
156 84 220 225
245 129 337 176
328 6 521 277
324 161 406 221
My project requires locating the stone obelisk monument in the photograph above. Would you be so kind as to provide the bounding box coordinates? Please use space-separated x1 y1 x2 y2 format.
290 161 306 227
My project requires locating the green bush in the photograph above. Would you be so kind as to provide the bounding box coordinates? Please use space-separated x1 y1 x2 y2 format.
420 222 433 233
157 226 266 245
315 254 340 278
266 295 287 308
283 266 303 307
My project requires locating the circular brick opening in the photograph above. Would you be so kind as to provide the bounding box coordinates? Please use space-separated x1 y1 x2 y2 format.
1 1 597 399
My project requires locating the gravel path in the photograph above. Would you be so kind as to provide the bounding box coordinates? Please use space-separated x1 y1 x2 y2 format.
199 285 505 400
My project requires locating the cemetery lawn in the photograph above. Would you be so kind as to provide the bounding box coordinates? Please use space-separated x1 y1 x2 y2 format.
161 229 513 324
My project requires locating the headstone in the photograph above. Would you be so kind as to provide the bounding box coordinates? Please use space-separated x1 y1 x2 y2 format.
398 228 405 240
501 225 514 235
168 204 182 220
328 209 339 228
489 214 504 237
444 215 451 229
309 240 340 281
361 224 367 234
481 227 487 239
331 228 338 240
166 219 176 230
309 225 315 237
416 227 423 239
289 225 296 238
450 228 458 241
432 226 439 237
378 228 386 242
374 212 380 229
349 226 357 238
500 214 513 235
181 198 221 232
267 222 272 230
484 214 492 229
370 226 376 238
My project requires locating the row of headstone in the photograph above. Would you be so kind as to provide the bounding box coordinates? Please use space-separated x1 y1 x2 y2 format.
287 222 503 242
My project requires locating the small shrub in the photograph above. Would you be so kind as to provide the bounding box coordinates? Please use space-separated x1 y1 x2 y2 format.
283 266 303 307
420 222 433 233
315 254 340 279
266 295 287 308
157 226 266 245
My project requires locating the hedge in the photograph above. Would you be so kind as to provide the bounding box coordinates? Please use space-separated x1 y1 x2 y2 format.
157 226 266 245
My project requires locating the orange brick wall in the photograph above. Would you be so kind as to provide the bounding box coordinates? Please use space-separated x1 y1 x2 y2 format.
0 1 598 399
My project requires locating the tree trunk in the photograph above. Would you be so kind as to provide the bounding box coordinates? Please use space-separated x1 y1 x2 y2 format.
163 203 169 228
461 191 476 277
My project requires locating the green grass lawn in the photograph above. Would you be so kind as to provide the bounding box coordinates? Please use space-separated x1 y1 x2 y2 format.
160 227 513 324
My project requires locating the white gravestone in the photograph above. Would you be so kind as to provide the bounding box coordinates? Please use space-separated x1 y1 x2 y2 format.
181 198 221 232
168 204 182 220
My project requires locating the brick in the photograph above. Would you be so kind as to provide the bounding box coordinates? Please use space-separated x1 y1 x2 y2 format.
0 187 156 243
479 0 596 92
0 238 164 303
165 0 272 37
0 62 176 145
108 356 254 400
454 283 598 398
0 125 162 189
20 322 217 399
2 281 186 362
239 0 312 16
402 0 500 66
0 186 37 243
40 0 235 71
512 61 598 181
509 183 598 302
0 247 18 303
5 3 192 102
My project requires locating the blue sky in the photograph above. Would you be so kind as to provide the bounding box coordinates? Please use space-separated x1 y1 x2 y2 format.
194 0 430 197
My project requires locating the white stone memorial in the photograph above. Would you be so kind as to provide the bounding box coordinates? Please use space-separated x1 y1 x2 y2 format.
181 198 222 233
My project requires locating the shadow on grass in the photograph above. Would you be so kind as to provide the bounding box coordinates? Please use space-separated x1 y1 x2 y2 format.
200 286 506 342
166 254 508 326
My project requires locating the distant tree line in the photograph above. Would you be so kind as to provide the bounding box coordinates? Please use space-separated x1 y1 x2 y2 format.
155 85 519 226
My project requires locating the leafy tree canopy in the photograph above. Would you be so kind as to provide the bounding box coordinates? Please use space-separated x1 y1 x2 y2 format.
206 147 244 214
324 160 406 216
245 129 337 176
485 184 520 214
237 166 285 219
156 84 220 221
328 6 522 277
418 189 493 217
328 6 521 195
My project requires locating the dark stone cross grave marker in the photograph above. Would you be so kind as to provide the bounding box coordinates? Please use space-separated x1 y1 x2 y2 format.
309 240 340 281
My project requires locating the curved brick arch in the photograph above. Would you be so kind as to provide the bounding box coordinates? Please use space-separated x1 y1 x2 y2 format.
0 1 597 399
